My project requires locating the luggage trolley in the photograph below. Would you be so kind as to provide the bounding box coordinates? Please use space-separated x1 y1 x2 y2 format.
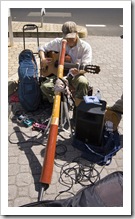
23 24 39 52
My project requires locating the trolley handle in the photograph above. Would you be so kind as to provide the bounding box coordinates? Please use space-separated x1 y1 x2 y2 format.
23 24 38 31
22 24 39 50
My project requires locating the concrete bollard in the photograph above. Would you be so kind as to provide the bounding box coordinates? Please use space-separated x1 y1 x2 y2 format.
8 8 14 47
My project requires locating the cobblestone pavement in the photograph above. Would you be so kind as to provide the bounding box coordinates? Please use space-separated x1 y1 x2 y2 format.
8 29 123 208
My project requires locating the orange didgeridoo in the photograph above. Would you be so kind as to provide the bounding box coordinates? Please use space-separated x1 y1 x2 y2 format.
40 39 67 185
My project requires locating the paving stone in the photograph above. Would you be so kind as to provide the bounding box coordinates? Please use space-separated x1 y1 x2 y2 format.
8 176 16 185
115 159 123 167
20 164 30 173
8 156 18 164
18 154 30 165
8 185 17 200
8 147 19 157
116 149 123 159
8 163 19 176
18 186 29 197
16 173 32 186
14 197 31 207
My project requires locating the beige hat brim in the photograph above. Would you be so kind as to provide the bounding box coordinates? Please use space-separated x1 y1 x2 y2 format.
64 32 77 38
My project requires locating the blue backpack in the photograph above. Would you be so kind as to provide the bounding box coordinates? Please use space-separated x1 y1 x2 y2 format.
18 49 41 112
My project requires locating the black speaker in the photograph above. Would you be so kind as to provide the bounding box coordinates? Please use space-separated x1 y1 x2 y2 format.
75 100 106 146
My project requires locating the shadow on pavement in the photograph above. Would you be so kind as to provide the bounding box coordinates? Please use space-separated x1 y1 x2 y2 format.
12 126 45 192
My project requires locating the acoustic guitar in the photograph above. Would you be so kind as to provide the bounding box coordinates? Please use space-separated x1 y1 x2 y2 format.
40 51 100 77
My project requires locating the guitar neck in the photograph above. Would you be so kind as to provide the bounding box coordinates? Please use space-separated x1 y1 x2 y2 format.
64 62 84 70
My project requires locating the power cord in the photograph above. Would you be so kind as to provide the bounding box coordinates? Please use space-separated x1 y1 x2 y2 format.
54 143 106 200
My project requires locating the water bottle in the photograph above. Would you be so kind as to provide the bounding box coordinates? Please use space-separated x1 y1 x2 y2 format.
95 89 101 100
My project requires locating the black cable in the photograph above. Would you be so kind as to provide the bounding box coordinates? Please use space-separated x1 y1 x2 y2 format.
8 130 46 146
54 143 106 200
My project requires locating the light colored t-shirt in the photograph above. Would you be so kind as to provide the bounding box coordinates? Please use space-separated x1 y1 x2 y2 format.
38 38 92 65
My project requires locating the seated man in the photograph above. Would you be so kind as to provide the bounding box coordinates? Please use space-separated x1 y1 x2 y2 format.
105 94 123 131
107 94 123 114
38 21 92 107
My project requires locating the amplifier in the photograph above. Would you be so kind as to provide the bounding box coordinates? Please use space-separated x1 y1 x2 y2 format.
75 100 106 146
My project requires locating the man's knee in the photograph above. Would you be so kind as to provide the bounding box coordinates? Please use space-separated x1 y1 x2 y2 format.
76 75 88 84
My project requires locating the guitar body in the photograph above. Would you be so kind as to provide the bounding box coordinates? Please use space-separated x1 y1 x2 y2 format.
40 51 71 77
40 51 100 77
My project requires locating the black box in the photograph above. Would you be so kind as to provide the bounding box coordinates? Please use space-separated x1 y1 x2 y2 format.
75 100 106 146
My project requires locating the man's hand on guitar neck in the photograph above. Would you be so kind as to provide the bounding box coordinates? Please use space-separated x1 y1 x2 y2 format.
69 68 80 76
